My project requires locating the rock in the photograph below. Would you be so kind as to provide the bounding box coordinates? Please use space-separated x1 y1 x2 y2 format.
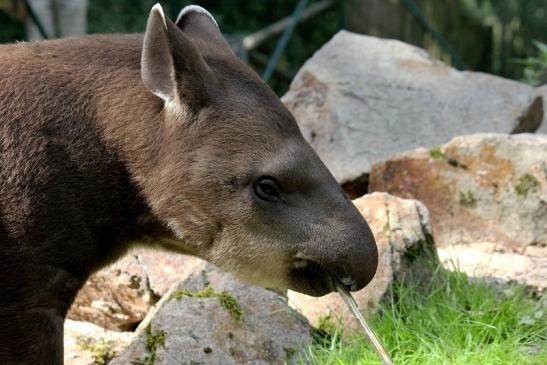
64 319 133 365
68 254 155 331
68 249 204 331
370 133 547 250
288 192 436 330
282 31 542 185
132 249 206 297
369 133 547 289
438 243 546 292
111 263 311 365
538 85 547 134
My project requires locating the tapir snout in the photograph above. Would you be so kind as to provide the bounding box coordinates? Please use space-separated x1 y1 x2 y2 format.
292 205 378 295
279 149 379 296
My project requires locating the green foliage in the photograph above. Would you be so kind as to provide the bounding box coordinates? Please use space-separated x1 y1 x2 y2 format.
87 0 341 95
514 41 547 85
460 0 547 79
299 268 546 364
0 8 24 43
3 1 545 91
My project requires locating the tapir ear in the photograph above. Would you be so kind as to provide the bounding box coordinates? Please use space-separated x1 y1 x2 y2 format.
141 3 214 105
141 4 174 103
175 5 233 55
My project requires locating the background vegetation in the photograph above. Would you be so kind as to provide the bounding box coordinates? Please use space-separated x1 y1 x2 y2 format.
1 0 546 94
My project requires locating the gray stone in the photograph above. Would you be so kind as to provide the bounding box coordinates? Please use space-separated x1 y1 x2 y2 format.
282 31 542 184
111 263 311 365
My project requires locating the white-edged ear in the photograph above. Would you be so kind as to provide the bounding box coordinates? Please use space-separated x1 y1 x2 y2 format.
151 3 167 28
175 4 233 56
176 5 218 29
141 3 175 103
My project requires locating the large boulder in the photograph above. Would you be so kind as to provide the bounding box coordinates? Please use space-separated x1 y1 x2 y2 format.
111 263 311 365
369 133 547 289
68 249 203 331
288 192 436 330
282 31 543 186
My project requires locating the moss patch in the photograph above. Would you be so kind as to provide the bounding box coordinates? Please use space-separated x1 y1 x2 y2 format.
77 337 116 365
515 174 539 197
459 190 477 208
131 324 166 365
170 285 215 301
217 291 245 323
430 147 467 169
171 285 245 323
429 147 447 160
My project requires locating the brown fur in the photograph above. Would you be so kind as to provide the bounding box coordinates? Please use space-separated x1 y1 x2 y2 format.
0 6 377 364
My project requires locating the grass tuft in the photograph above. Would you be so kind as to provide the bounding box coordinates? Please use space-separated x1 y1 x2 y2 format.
299 268 546 364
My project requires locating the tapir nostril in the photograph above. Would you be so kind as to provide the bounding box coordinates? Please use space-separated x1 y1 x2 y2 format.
340 277 358 292
291 257 310 269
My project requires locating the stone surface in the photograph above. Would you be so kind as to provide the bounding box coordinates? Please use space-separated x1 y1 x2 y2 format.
68 249 204 331
370 133 547 251
68 254 155 331
369 133 547 289
282 31 542 184
438 243 546 292
111 263 311 365
538 85 547 134
288 192 436 330
133 249 206 297
64 319 133 365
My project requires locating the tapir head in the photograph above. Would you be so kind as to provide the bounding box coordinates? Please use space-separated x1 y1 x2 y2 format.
140 4 377 296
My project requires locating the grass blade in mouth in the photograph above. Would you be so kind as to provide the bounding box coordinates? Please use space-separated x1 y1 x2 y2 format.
334 278 394 365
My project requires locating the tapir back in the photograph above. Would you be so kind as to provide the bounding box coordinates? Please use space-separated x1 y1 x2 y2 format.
0 36 162 311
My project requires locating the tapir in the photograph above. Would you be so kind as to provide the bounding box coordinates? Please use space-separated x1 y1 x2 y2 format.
0 4 378 364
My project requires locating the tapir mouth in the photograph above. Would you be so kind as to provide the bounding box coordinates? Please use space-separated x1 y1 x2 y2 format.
288 257 336 297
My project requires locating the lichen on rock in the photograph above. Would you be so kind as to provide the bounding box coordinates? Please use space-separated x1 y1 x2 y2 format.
170 285 244 323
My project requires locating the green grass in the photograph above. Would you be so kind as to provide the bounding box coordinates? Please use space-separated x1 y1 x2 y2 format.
298 268 546 365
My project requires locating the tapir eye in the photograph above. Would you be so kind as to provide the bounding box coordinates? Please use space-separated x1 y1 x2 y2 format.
253 177 282 202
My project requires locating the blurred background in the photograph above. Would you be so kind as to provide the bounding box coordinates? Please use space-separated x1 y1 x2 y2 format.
0 0 545 95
